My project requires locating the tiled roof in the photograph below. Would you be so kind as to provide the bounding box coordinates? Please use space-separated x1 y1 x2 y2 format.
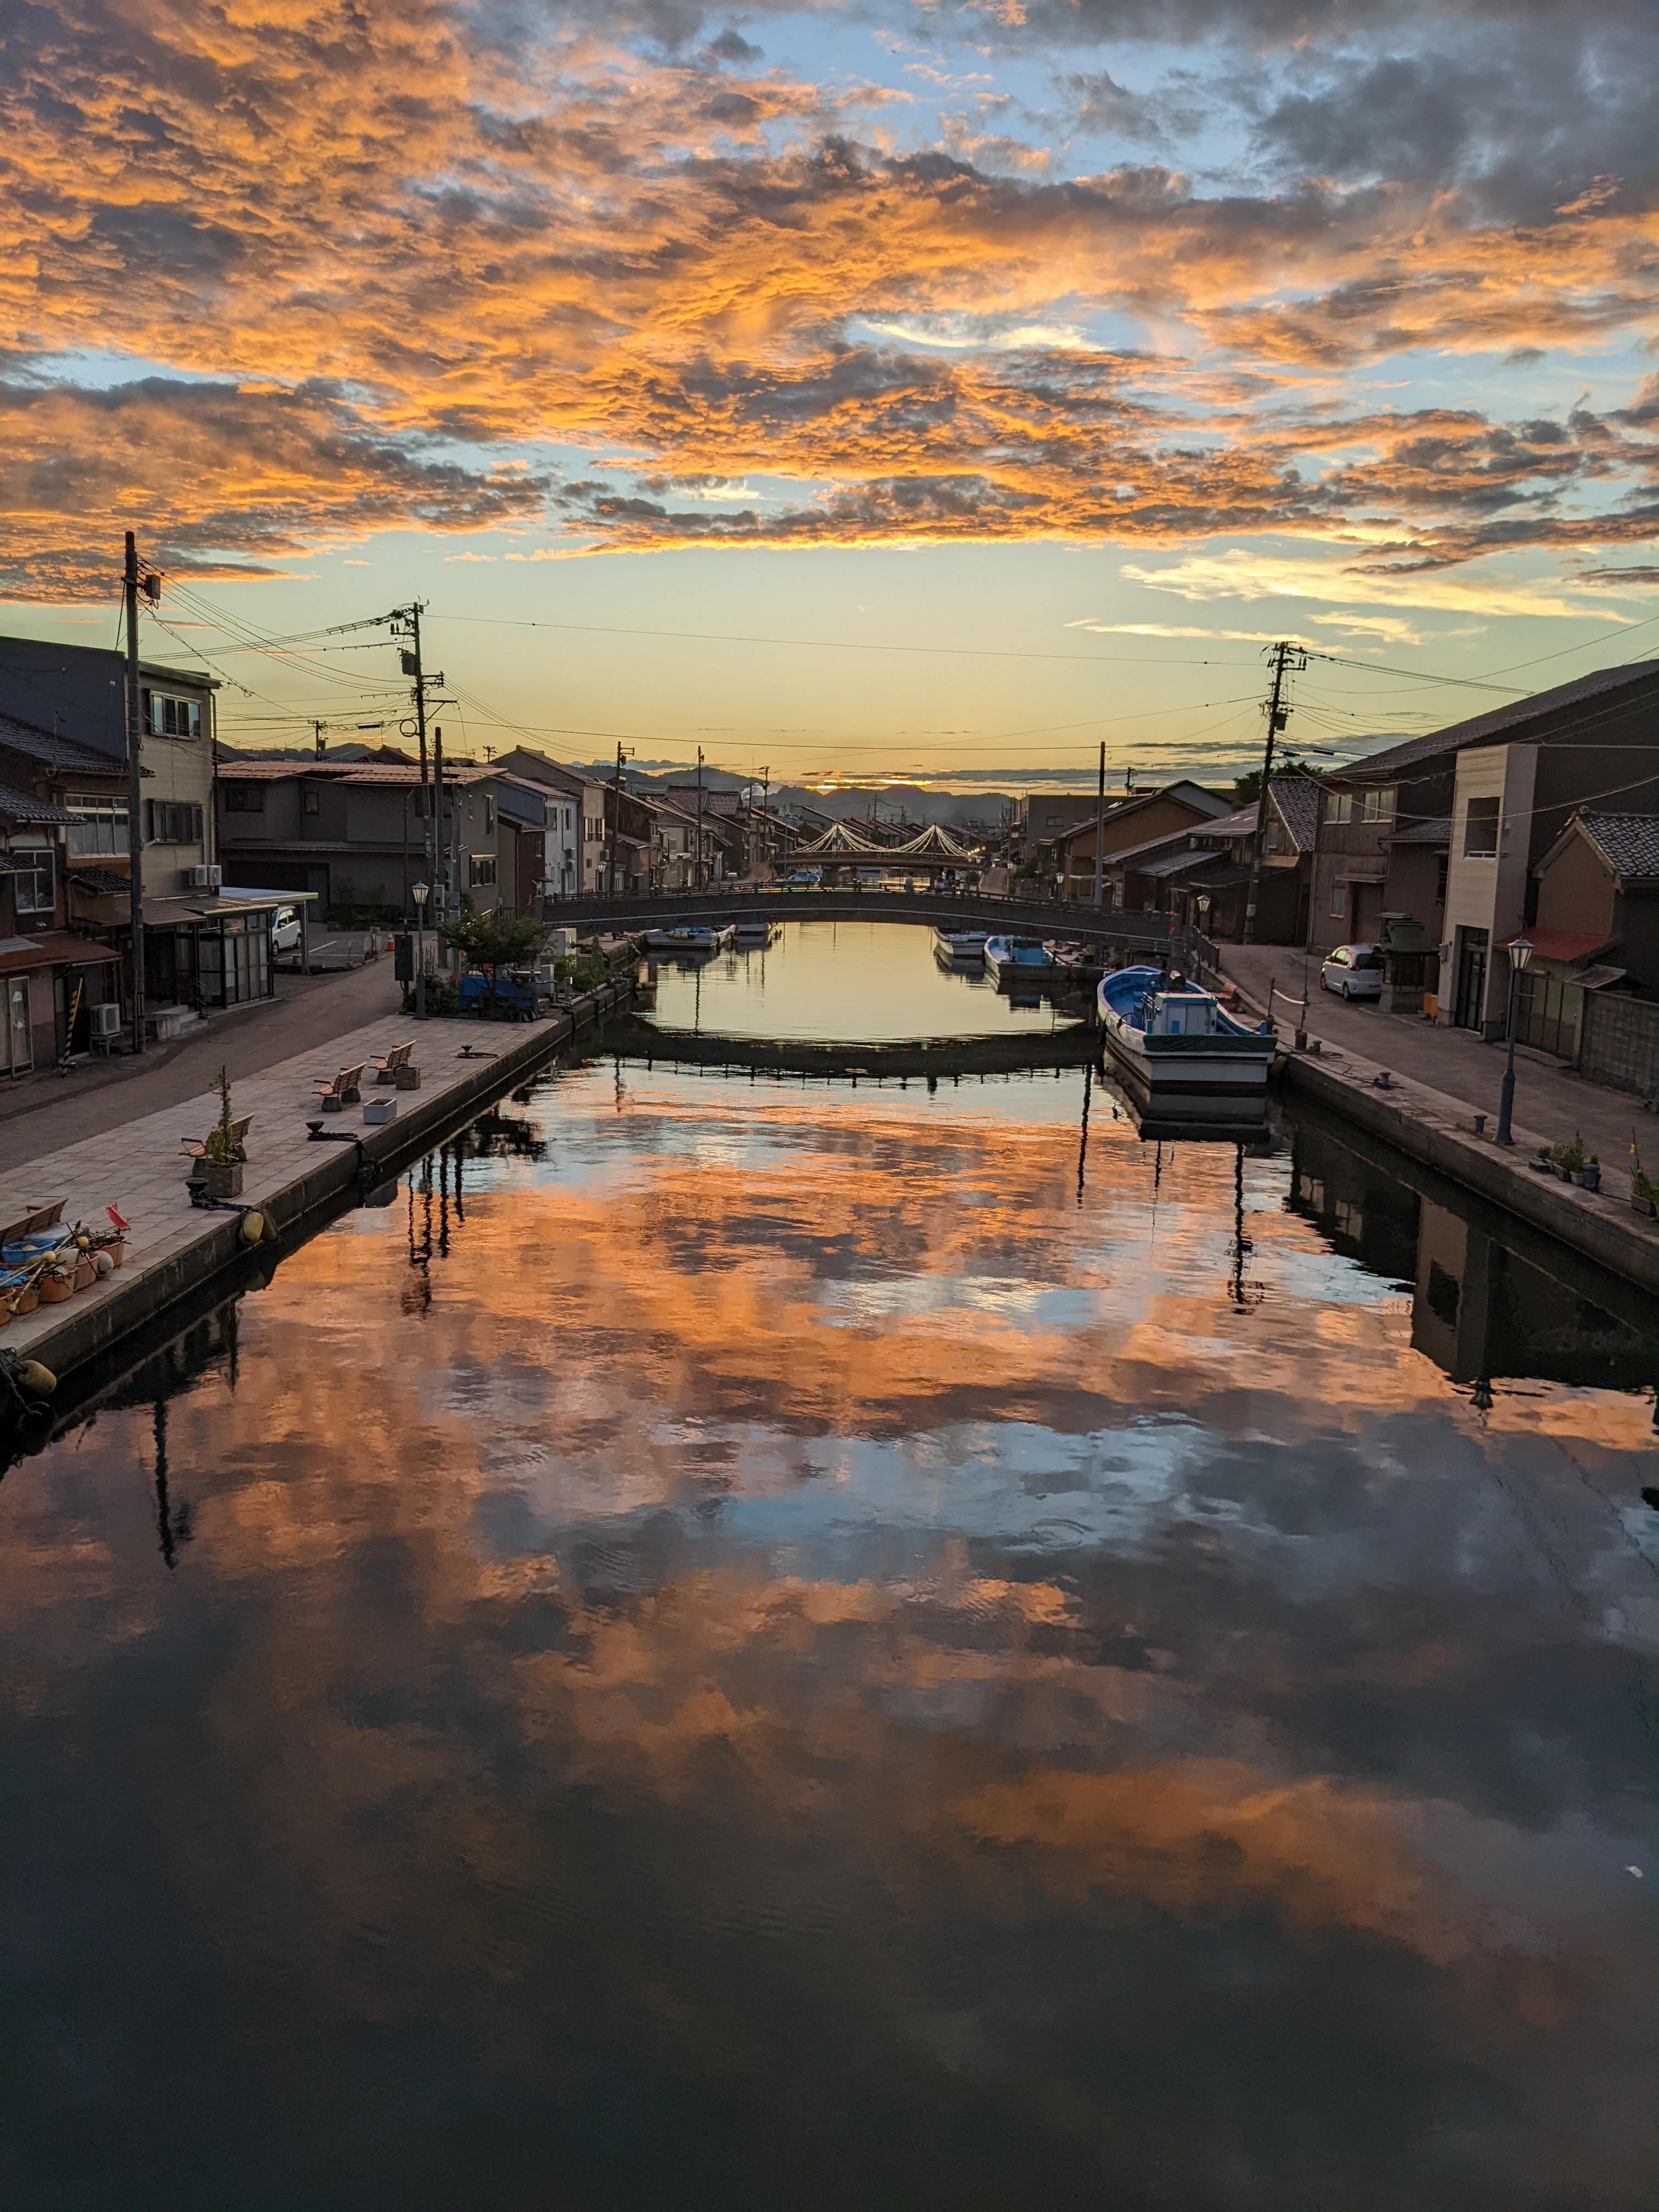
0 711 118 776
1387 815 1453 845
68 866 131 895
1577 812 1659 881
1268 774 1322 854
1335 658 1659 781
0 781 69 825
1499 928 1620 966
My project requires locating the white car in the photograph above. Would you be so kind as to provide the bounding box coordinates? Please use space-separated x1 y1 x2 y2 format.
269 904 303 956
1321 943 1384 1000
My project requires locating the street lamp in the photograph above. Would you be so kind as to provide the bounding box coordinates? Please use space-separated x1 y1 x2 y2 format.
1493 935 1532 1146
412 879 428 1020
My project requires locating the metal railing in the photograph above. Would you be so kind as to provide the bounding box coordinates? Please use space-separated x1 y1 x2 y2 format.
538 882 1204 950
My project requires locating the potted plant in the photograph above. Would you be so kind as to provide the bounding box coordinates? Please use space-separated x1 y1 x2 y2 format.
1576 1153 1601 1192
1550 1135 1585 1182
199 1066 245 1200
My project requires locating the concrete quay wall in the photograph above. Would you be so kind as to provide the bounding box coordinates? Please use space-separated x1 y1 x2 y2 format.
1277 1047 1659 1301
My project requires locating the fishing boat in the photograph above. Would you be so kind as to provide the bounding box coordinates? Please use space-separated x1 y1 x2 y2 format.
1096 963 1276 1123
733 916 781 946
932 926 987 967
983 935 1058 986
641 922 735 956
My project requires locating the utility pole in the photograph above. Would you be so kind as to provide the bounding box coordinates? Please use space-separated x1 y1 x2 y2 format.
696 746 706 891
313 719 328 760
611 740 626 897
122 532 147 1056
761 764 770 876
391 605 441 920
1092 740 1106 909
1243 639 1307 946
432 725 445 917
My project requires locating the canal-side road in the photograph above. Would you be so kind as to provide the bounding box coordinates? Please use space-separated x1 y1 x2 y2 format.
1218 942 1655 1201
0 958 397 1156
1 979 630 1386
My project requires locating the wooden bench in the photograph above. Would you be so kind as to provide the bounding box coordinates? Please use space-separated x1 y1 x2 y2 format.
373 1041 415 1085
314 1063 365 1112
180 1114 253 1166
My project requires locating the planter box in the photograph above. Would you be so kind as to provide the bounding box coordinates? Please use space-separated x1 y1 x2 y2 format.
364 1098 398 1126
203 1160 244 1200
394 1065 421 1091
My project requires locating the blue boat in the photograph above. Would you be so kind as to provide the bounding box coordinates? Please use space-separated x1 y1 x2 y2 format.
983 935 1058 986
1096 964 1276 1125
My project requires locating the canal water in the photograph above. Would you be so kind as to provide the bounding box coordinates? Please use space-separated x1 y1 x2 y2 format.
647 917 1080 1037
4 935 1659 2208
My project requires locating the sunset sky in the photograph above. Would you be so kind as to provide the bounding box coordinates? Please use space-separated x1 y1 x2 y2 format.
5 0 1659 783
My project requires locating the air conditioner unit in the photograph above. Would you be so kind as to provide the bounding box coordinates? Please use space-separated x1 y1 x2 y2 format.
189 863 223 890
89 1002 122 1041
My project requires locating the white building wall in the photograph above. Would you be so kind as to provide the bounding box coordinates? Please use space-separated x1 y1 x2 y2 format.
1437 742 1538 1029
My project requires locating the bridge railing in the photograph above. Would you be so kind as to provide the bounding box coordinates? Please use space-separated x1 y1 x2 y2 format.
539 882 1203 949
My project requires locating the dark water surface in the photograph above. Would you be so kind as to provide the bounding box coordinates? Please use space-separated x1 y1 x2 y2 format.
4 1046 1659 2208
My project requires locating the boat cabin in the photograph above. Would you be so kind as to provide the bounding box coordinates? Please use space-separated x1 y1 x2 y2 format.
1144 989 1229 1037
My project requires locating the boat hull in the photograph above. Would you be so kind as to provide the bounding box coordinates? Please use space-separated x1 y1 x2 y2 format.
1098 1008 1275 1118
932 928 986 966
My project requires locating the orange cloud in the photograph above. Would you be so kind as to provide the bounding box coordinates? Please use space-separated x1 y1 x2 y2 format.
1 1 1657 590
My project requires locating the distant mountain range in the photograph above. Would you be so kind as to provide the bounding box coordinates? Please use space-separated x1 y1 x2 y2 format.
215 745 1015 828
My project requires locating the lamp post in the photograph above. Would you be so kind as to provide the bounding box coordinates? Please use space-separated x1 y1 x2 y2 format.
1493 936 1532 1146
412 879 428 1020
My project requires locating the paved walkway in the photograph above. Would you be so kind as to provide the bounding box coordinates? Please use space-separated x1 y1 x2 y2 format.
0 996 598 1374
0 960 399 1164
1217 943 1651 1199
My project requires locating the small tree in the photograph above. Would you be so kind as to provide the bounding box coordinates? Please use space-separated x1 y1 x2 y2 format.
443 906 550 1015
204 1065 239 1164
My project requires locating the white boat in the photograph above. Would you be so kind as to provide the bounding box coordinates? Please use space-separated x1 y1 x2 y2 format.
733 916 780 946
641 923 735 956
1096 963 1276 1123
983 935 1058 986
932 926 987 966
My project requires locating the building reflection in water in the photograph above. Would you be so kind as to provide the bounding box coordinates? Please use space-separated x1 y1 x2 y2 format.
3 1062 1659 2210
1287 1114 1659 1398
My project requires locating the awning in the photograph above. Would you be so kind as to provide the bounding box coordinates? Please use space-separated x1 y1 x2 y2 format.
0 931 117 979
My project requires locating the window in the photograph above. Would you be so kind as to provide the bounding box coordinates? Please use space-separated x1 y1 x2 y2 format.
12 847 54 917
1325 791 1353 825
1435 853 1448 905
66 793 129 856
1462 797 1500 856
468 853 498 888
142 690 202 740
1361 786 1396 825
145 800 204 844
1331 883 1348 918
303 788 321 817
484 796 495 834
224 783 266 814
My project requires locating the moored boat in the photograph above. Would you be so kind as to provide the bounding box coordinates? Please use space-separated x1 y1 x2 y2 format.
932 926 987 966
733 916 780 946
1096 963 1276 1124
641 923 735 956
983 935 1058 985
